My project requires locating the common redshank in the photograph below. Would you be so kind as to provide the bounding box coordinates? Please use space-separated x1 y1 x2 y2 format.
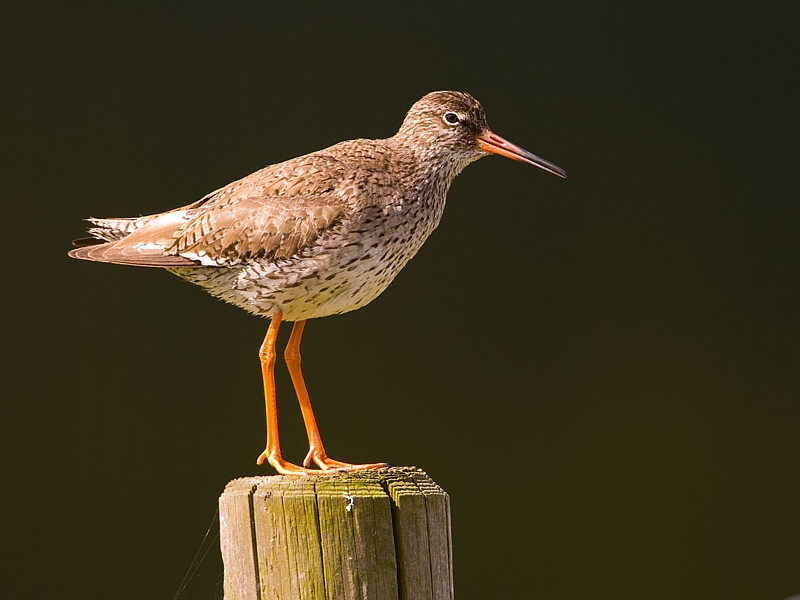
69 91 566 475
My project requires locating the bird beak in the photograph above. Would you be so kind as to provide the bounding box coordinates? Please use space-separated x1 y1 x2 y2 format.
477 131 567 178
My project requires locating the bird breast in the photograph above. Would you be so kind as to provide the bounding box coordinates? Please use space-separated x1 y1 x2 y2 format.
173 177 449 321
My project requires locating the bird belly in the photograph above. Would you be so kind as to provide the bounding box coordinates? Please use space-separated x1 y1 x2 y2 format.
170 223 430 321
169 193 445 321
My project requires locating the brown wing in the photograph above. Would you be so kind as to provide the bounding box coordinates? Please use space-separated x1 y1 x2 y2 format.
170 193 348 264
68 151 353 268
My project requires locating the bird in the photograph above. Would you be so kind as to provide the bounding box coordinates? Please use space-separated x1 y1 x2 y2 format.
69 90 566 475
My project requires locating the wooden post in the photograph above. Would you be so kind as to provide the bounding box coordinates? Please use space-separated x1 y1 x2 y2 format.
219 466 453 600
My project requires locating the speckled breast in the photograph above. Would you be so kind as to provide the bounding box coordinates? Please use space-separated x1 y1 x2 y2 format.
171 190 445 321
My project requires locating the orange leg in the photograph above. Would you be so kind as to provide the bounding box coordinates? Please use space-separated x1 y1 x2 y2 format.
284 320 388 472
255 312 319 475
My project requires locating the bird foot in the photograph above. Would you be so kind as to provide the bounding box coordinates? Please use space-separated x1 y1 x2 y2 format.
303 448 389 472
255 449 388 476
256 450 332 476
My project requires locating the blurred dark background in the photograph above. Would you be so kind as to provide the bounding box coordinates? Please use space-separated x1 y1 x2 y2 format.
3 1 798 599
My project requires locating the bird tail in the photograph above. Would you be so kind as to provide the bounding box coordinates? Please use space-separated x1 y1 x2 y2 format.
69 216 147 248
68 212 200 268
68 197 218 267
67 239 198 267
87 216 146 242
68 243 117 262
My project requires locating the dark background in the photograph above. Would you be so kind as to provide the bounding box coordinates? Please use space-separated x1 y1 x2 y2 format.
3 2 798 599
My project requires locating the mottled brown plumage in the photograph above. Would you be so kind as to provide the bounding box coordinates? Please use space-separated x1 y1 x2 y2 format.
69 91 566 474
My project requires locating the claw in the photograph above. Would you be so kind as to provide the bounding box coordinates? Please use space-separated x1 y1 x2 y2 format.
302 448 315 469
257 450 339 476
305 448 388 472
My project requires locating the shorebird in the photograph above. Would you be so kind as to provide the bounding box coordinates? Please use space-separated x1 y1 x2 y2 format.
69 91 566 475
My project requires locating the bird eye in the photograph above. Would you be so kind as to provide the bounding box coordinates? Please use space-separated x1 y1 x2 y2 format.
443 112 460 125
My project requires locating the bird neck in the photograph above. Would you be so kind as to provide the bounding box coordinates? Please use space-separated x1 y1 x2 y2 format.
386 133 474 194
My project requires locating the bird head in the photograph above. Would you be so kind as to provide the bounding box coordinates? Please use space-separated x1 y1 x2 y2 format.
396 90 566 179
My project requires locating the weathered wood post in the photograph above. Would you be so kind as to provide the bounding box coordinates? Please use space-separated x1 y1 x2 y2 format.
219 466 453 600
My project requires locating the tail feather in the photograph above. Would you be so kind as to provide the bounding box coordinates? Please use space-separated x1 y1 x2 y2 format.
68 241 199 267
70 203 210 268
85 216 146 242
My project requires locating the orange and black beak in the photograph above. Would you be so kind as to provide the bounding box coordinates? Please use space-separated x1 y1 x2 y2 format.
477 131 567 178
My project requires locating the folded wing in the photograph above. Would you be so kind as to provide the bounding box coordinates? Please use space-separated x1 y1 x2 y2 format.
69 153 351 269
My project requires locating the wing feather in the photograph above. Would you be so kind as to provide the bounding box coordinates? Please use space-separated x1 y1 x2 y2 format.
69 149 355 268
